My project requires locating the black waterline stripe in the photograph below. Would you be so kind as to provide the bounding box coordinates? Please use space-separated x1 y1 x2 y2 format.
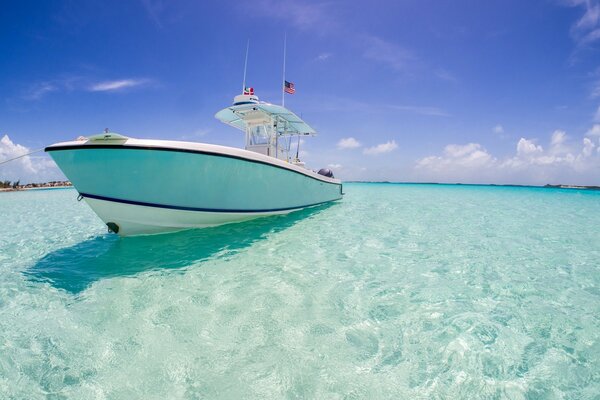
45 144 341 186
80 192 339 213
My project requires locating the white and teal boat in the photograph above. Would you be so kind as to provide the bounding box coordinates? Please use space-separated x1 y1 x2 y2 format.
46 92 342 236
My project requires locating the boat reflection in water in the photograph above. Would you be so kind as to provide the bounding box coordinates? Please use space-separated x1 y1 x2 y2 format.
27 204 332 293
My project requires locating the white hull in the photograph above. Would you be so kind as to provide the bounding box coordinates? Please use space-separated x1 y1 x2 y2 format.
86 197 305 236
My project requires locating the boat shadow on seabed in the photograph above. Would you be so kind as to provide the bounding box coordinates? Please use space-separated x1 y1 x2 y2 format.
26 203 334 294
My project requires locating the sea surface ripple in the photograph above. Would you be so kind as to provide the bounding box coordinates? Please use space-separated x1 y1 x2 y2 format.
0 184 599 399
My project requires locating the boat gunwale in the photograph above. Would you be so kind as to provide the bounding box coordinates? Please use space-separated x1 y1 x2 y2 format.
45 143 342 186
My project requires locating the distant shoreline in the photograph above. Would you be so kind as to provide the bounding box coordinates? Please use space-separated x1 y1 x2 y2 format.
345 182 600 190
1 181 599 194
0 181 73 193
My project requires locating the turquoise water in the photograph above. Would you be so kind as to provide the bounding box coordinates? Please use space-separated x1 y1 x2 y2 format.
1 184 599 399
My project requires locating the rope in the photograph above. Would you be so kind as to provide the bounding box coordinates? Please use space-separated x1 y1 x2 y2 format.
0 148 45 166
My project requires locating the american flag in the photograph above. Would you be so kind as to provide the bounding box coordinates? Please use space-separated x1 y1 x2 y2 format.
284 80 295 94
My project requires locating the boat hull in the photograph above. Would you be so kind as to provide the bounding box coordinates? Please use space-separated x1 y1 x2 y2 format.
46 139 342 236
83 196 317 235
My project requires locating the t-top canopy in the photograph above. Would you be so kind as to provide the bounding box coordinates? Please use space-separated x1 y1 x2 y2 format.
215 102 317 136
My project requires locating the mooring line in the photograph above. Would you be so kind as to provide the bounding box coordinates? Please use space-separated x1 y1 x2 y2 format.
0 148 45 166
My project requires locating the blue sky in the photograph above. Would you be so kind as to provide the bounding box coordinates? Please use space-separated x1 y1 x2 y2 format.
1 0 600 185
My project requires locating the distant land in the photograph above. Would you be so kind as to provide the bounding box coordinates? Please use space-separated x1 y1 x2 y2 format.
346 181 600 190
0 180 72 192
542 184 600 190
1 180 599 193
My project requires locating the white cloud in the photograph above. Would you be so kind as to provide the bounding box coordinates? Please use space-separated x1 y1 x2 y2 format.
516 138 543 156
328 163 342 169
595 105 600 122
551 129 567 146
0 135 63 184
337 137 361 149
493 124 504 134
417 143 495 172
583 137 596 156
89 79 148 92
547 129 572 156
416 129 600 185
363 140 398 155
587 124 600 136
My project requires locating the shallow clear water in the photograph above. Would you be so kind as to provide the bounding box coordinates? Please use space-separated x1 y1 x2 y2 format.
0 184 599 399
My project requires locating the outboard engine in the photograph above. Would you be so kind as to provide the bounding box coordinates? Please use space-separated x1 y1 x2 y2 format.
317 168 334 178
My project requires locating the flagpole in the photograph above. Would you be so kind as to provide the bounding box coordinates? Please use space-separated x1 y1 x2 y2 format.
282 33 287 107
242 39 249 92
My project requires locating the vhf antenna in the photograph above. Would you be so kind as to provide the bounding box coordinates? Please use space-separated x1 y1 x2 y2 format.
242 39 250 92
282 32 287 106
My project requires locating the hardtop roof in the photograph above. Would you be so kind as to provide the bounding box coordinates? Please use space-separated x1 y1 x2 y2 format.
215 102 316 136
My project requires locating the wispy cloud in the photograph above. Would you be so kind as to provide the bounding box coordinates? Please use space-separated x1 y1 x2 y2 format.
140 0 167 28
315 52 332 61
580 28 600 46
23 83 57 100
363 140 398 155
389 105 451 117
248 0 337 34
589 68 600 105
20 76 85 101
305 94 450 118
563 0 600 49
139 0 187 28
246 2 454 85
178 128 211 141
89 79 149 92
337 137 361 149
493 124 505 134
572 0 600 28
20 76 153 100
434 68 458 83
362 35 416 73
592 80 600 98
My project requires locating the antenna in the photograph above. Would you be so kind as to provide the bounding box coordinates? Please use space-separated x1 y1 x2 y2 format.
282 33 287 106
242 39 250 92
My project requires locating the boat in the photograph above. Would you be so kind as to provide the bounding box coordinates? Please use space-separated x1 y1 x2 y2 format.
45 90 343 236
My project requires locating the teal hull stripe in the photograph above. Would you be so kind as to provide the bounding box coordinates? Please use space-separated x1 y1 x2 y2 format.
80 192 337 213
46 144 341 186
